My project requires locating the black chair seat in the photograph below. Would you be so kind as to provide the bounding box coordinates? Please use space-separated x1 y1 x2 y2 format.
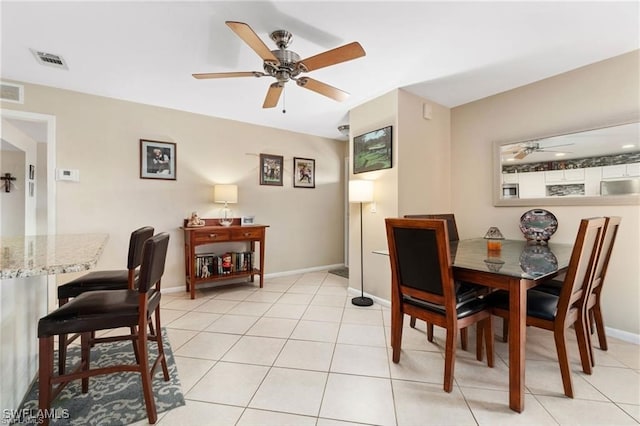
405 295 489 318
488 289 559 322
39 289 160 337
57 270 135 300
456 281 486 304
532 279 563 296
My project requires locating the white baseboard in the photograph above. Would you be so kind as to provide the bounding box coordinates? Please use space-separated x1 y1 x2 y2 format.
605 326 640 345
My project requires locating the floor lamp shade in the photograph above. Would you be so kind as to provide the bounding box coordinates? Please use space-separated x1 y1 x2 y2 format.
349 180 374 307
349 180 374 203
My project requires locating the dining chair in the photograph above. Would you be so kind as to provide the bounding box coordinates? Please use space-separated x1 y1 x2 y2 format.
38 233 170 426
57 226 154 374
503 216 622 374
510 216 620 367
488 217 605 398
403 213 485 350
385 218 494 393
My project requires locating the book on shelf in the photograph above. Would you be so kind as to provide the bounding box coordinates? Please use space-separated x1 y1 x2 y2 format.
195 251 254 278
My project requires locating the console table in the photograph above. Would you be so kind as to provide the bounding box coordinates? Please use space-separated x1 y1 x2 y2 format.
182 218 268 299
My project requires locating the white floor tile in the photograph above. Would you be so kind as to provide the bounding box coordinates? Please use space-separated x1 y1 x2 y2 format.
319 373 396 425
221 335 286 366
174 331 240 360
536 395 639 424
205 314 258 334
186 361 269 406
330 344 390 377
156 400 243 426
246 317 298 338
165 311 221 331
172 355 215 393
393 379 477 426
462 387 558 425
236 408 317 426
290 320 340 343
274 340 334 372
249 367 327 416
337 323 387 347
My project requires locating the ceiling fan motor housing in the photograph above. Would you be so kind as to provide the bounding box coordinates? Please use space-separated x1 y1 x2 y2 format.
264 48 301 83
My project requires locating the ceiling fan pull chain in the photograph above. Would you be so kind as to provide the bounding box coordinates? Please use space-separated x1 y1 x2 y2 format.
282 85 286 114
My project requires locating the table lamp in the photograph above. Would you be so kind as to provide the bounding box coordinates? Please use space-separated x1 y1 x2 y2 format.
214 184 238 226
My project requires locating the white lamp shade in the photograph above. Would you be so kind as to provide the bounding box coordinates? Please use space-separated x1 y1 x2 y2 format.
349 180 374 203
214 184 238 204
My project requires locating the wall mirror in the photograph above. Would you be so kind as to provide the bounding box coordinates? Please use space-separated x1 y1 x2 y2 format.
493 120 640 206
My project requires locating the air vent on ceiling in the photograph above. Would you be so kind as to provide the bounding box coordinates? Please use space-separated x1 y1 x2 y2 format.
0 81 24 103
30 49 68 70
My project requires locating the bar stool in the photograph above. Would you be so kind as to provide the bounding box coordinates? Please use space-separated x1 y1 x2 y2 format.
38 233 170 425
57 226 154 373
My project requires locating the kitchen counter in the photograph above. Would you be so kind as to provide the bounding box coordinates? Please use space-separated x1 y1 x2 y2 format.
0 233 108 412
0 233 108 279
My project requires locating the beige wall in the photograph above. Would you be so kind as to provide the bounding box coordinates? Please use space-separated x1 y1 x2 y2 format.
1 82 347 290
348 89 452 302
451 50 640 336
397 89 452 216
349 90 398 302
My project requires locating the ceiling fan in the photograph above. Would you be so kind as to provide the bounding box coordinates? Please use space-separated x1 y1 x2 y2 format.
512 142 574 160
192 21 366 109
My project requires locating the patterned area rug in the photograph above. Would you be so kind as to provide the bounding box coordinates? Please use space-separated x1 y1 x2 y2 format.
16 328 185 425
328 267 349 278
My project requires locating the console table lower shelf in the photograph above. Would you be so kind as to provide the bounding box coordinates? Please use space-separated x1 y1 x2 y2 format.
182 218 268 299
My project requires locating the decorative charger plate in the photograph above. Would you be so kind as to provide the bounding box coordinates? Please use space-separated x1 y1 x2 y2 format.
519 209 558 242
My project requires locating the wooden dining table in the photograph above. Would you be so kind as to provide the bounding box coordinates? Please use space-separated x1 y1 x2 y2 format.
451 238 573 412
375 236 573 412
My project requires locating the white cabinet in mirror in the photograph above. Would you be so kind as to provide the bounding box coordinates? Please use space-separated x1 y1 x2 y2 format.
494 120 640 206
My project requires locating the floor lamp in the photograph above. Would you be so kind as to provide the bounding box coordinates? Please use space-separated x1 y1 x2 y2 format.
349 180 374 307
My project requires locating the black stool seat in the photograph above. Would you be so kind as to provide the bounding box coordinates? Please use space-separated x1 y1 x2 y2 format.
405 294 489 318
57 270 137 300
40 289 160 338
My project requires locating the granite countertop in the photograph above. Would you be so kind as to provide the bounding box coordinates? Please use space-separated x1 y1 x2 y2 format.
0 234 109 279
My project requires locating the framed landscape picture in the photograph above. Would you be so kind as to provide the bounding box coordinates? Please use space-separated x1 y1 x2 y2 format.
293 157 315 188
353 126 392 174
140 139 176 180
259 153 283 186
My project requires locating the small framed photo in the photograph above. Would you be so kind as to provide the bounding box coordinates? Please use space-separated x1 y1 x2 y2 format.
241 215 256 226
293 157 315 188
29 165 35 180
140 139 176 180
259 153 283 186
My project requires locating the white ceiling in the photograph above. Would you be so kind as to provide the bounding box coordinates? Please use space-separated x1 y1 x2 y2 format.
1 1 639 140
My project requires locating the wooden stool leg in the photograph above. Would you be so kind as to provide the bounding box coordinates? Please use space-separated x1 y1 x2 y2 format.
154 310 170 381
81 332 90 393
39 336 54 426
138 324 158 424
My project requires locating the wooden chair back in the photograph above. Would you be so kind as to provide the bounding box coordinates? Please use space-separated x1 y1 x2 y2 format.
403 213 459 241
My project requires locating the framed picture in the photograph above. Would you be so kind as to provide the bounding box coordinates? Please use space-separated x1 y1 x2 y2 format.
140 139 176 180
293 157 315 188
29 165 35 180
259 153 283 186
353 125 393 174
241 215 255 226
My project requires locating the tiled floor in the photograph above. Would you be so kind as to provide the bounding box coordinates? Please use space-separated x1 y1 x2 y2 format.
135 271 640 426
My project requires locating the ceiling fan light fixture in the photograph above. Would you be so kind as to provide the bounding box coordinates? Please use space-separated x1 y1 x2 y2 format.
338 124 350 136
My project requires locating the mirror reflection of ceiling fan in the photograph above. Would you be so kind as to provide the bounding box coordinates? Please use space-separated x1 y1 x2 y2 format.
512 142 574 160
192 21 366 109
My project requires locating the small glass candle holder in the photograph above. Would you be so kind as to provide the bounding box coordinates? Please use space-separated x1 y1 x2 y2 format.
484 226 505 253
